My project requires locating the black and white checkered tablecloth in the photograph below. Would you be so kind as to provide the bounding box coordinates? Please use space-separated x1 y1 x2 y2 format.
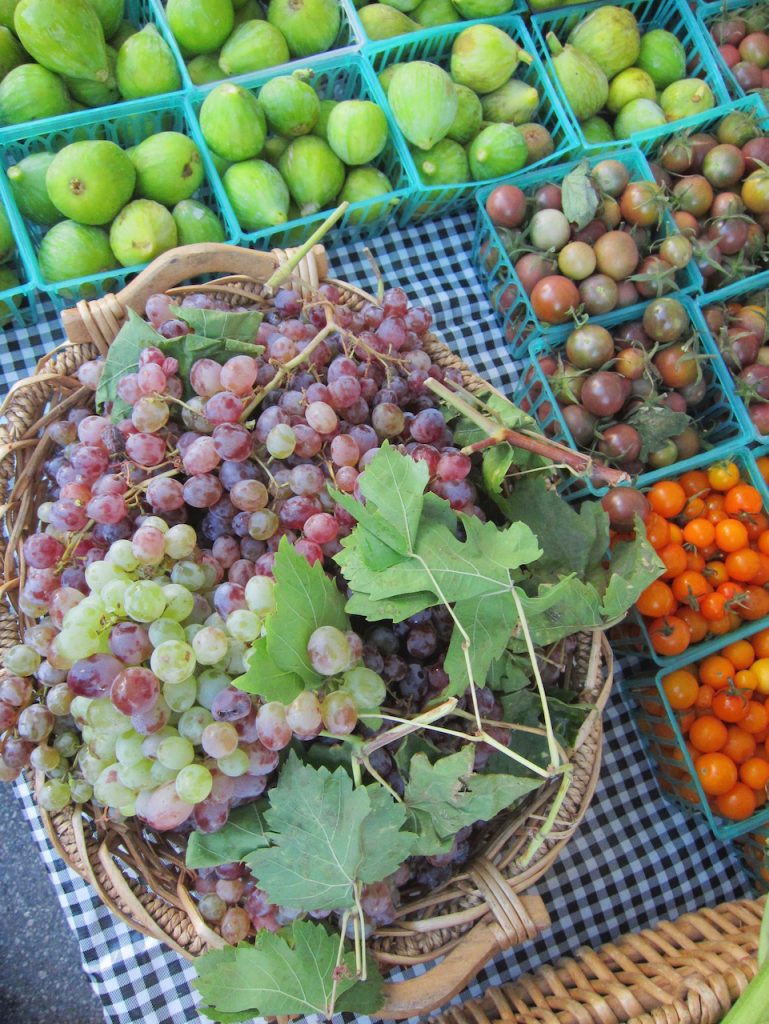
4 212 754 1024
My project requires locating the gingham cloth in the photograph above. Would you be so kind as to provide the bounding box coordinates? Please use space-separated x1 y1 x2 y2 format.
4 212 754 1024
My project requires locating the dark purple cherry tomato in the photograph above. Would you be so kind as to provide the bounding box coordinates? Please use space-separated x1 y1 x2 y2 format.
601 487 650 532
598 424 642 464
581 371 628 417
562 404 597 446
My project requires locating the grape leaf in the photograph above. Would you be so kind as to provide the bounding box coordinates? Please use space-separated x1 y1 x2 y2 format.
95 309 165 422
156 333 264 399
186 802 270 869
245 753 416 911
625 404 691 460
266 538 349 688
169 304 264 341
561 160 600 229
193 920 384 1019
345 588 437 623
598 517 666 621
442 590 518 696
232 637 304 703
404 745 541 855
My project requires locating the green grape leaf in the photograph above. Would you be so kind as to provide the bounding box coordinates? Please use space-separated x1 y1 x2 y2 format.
442 590 518 696
95 309 165 422
266 538 349 688
232 637 304 703
515 576 603 648
156 333 264 398
392 733 442 777
245 753 416 911
598 517 666 622
404 745 541 854
625 403 690 460
344 587 437 623
169 304 264 341
482 442 515 495
193 920 384 1019
186 802 270 869
561 160 600 229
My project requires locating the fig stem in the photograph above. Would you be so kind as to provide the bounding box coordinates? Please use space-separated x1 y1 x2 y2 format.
517 47 534 65
546 32 564 57
263 201 350 291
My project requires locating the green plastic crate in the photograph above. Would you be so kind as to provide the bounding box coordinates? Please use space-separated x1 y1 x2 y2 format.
472 146 703 356
187 52 413 251
620 650 769 841
0 0 185 135
363 15 578 225
0 93 239 310
531 0 732 153
349 0 526 44
151 0 362 92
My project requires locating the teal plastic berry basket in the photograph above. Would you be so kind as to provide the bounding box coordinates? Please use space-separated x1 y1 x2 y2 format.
151 0 363 92
513 293 748 501
363 15 578 225
620 661 769 842
741 829 769 894
187 52 413 252
348 0 526 44
633 94 769 304
0 93 239 310
632 449 769 668
0 0 185 134
530 0 732 153
0 179 38 331
696 0 769 105
472 147 703 357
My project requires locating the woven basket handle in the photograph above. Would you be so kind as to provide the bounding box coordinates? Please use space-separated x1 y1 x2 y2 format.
58 242 330 349
379 894 550 1020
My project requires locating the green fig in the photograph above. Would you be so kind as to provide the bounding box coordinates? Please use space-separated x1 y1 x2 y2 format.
380 0 419 12
582 114 614 143
613 97 666 137
311 98 337 140
166 0 234 54
567 5 640 79
199 83 267 161
186 53 223 84
267 0 340 56
110 199 178 267
208 149 231 176
411 138 468 185
0 1 19 31
377 64 400 94
89 0 124 39
607 67 656 114
412 0 459 28
450 24 532 94
0 201 13 262
636 29 685 89
172 199 226 244
339 166 396 224
38 221 118 282
232 0 251 8
278 135 344 215
451 0 513 15
447 84 482 144
116 24 181 100
109 20 139 49
46 141 136 225
481 79 539 125
660 79 714 122
546 34 608 122
222 159 289 230
233 0 264 24
130 132 204 206
358 4 417 38
0 25 24 78
0 266 22 327
14 0 110 82
326 100 388 165
262 136 289 165
468 123 527 180
388 61 457 151
219 19 289 75
519 122 554 163
64 45 119 108
6 153 62 225
259 73 319 137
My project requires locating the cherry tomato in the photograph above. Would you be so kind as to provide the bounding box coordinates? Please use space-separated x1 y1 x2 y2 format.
715 518 749 552
756 455 769 483
708 461 741 491
672 570 711 604
742 701 769 735
680 470 710 497
690 714 729 752
739 756 769 790
737 585 769 620
699 655 736 690
700 592 728 621
645 512 671 550
648 480 687 518
750 553 769 586
705 560 729 587
648 615 691 656
715 781 757 819
695 752 738 795
712 689 750 722
725 547 761 582
636 580 676 618
683 498 707 522
531 276 581 325
751 629 769 658
684 518 716 548
660 543 688 579
751 658 769 695
678 607 709 644
708 613 735 636
668 523 684 544
721 639 756 669
735 669 760 692
745 512 769 542
685 550 706 573
724 484 763 516
722 725 757 764
661 669 699 710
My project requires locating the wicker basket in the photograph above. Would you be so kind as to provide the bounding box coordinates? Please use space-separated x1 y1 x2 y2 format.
432 895 767 1024
0 243 614 1019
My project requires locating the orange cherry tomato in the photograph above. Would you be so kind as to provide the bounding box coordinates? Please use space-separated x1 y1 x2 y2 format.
742 701 769 735
660 543 688 580
685 550 707 572
661 669 699 710
744 511 769 542
695 683 714 710
683 517 716 548
672 570 711 604
751 628 769 658
725 548 761 582
708 614 736 636
648 615 691 657
668 522 684 544
636 580 676 618
700 592 728 621
737 585 769 621
712 689 751 723
716 781 757 820
680 470 710 496
704 561 729 587
677 606 708 644
734 669 759 691
739 756 769 790
724 484 763 516
750 554 769 587
648 480 687 518
758 532 769 556
695 752 738 795
705 494 727 514
717 581 747 602
722 725 757 764
683 497 706 521
708 462 741 492
645 511 671 550
689 714 729 752
756 455 769 484
721 639 756 669
715 518 750 553
699 655 736 690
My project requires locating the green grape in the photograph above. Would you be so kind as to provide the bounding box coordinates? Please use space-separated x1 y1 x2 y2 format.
38 501 54 523
39 779 71 812
116 732 145 767
30 744 62 773
85 560 131 592
4 643 41 675
82 724 96 747
162 584 195 622
150 761 178 785
226 640 247 675
78 751 112 785
46 683 74 716
307 626 351 676
101 578 128 615
149 574 171 587
69 696 92 727
118 798 137 817
149 618 186 646
107 539 139 572
93 764 135 807
184 623 204 643
47 636 75 671
157 735 194 770
204 612 226 630
63 596 106 632
199 563 218 590
151 640 196 684
47 763 69 779
216 748 249 777
225 609 260 643
69 778 93 803
196 669 231 709
53 729 80 758
342 666 386 710
175 763 212 803
87 699 131 735
89 731 118 762
164 524 197 559
171 561 207 591
143 516 169 534
124 580 167 622
117 757 154 790
266 422 296 458
178 706 213 744
163 677 197 712
245 575 276 615
192 626 229 666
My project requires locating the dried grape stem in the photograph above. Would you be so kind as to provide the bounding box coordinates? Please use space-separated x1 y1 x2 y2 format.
511 584 559 770
263 202 349 292
328 909 351 1017
517 762 573 869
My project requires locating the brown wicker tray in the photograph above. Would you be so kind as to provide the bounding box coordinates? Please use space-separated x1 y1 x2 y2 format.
0 243 614 1019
